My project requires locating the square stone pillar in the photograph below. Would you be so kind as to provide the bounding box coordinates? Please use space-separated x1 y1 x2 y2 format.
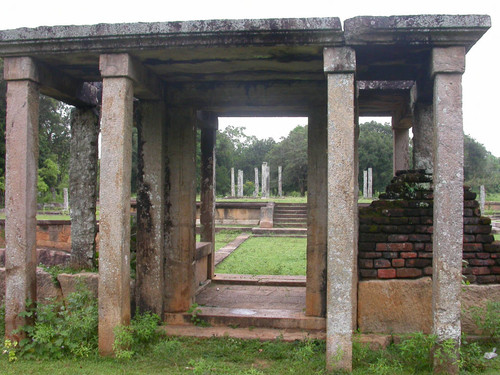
135 100 166 316
431 46 465 375
392 126 410 175
69 107 99 270
164 107 197 313
306 107 327 317
199 112 217 279
3 57 40 340
98 54 135 355
324 47 358 371
413 102 434 173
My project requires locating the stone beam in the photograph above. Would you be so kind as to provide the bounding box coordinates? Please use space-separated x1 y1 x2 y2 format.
136 100 166 316
98 55 134 355
3 57 39 340
306 107 327 317
431 46 465 375
199 111 218 279
324 47 358 372
100 53 164 100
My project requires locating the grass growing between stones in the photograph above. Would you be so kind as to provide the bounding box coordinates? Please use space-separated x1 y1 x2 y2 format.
196 229 243 251
215 236 306 276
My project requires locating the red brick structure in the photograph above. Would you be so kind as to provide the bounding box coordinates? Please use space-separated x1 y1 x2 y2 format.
359 170 500 283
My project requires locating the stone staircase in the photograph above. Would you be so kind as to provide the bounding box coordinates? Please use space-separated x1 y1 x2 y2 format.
273 203 307 228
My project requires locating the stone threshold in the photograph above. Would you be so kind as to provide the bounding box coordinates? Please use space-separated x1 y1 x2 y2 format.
213 273 306 287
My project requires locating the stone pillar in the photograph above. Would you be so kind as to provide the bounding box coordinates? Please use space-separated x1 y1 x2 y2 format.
480 185 485 214
230 167 235 197
324 47 358 371
199 112 217 279
363 170 368 198
164 107 197 313
69 107 99 270
413 102 434 173
431 46 465 374
278 166 283 197
306 107 327 317
254 167 259 197
3 57 40 340
261 162 269 198
237 169 244 197
135 100 166 316
367 167 373 199
392 126 410 175
98 54 134 355
63 188 69 212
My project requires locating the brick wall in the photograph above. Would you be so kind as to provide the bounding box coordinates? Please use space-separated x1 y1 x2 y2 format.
358 170 500 284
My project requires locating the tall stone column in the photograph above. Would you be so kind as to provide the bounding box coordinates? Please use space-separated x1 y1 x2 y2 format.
199 112 217 279
306 107 327 317
237 169 244 197
367 167 373 199
230 167 235 197
413 102 434 172
324 47 358 371
431 46 465 375
278 166 283 197
136 100 166 316
363 170 368 198
254 167 259 197
98 54 134 355
3 57 40 340
261 162 269 198
392 126 410 175
164 107 197 313
69 107 99 270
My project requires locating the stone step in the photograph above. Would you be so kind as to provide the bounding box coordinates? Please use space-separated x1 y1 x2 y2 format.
213 274 306 287
252 227 307 235
165 306 325 330
274 223 308 228
274 216 307 222
274 207 307 212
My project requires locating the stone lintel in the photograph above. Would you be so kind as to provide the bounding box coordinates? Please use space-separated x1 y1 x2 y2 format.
324 47 356 73
431 47 466 76
197 111 219 129
357 80 414 91
99 53 163 100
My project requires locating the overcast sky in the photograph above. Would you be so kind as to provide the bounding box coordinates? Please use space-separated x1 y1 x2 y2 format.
1 0 498 156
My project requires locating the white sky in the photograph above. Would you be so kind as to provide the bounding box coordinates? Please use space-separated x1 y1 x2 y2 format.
1 0 498 155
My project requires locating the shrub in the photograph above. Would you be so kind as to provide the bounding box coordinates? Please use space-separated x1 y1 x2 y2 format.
469 300 500 340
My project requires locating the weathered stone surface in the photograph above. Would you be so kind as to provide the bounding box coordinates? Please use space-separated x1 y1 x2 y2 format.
36 269 63 303
461 284 500 335
259 203 274 228
98 56 134 355
413 103 433 173
69 107 99 269
356 334 392 350
358 278 433 334
57 272 98 300
393 127 409 175
4 58 40 340
325 47 357 371
306 108 327 317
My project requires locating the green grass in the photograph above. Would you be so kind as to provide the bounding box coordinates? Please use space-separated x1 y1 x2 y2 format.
486 193 500 202
494 234 499 241
215 236 306 276
196 229 242 251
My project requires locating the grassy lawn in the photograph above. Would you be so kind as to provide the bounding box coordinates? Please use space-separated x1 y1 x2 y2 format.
2 335 498 375
196 229 242 251
215 236 306 276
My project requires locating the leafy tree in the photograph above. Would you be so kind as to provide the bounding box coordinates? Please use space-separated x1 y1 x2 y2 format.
358 121 394 194
464 134 500 193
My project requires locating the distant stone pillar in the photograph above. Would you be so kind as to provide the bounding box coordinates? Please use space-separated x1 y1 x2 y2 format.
69 107 99 270
164 107 197 313
230 167 235 197
324 47 358 371
199 112 217 279
254 167 259 197
431 46 465 374
63 188 69 212
278 166 283 197
3 57 40 341
237 170 244 197
413 102 434 173
367 168 373 199
480 185 485 213
363 170 368 198
261 162 269 199
98 54 134 355
392 126 410 175
136 100 166 316
306 107 327 317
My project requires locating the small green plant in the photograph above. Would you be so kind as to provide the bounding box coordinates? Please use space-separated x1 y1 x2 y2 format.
113 311 161 359
2 339 18 362
469 300 500 340
0 303 5 338
396 332 435 371
433 338 459 369
187 303 210 327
